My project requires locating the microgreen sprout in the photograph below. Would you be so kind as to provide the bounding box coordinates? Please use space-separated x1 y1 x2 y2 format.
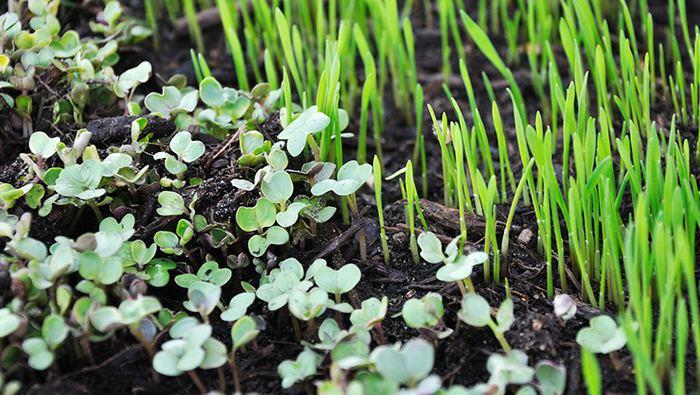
230 315 260 393
350 296 389 343
278 347 322 389
154 131 205 188
400 292 452 339
220 293 256 322
370 338 437 389
278 105 330 158
153 318 227 393
313 263 361 305
553 294 577 321
576 316 627 354
418 231 487 294
458 293 514 352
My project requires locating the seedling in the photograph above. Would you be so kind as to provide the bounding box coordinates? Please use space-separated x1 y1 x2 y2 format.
113 61 152 112
91 295 161 355
278 347 322 389
197 77 252 138
553 294 577 321
288 287 329 321
370 338 437 388
145 86 198 118
350 296 389 343
156 191 188 216
54 159 105 201
277 105 330 158
531 361 567 395
400 293 452 339
22 338 54 370
576 316 627 354
175 261 232 288
21 314 68 370
153 218 195 256
236 197 289 257
230 315 260 393
311 160 372 198
417 231 487 294
153 318 227 393
142 258 176 288
25 131 59 178
154 131 205 188
182 281 222 320
220 293 256 322
255 258 313 311
313 263 361 304
458 294 514 352
486 350 535 389
0 308 21 338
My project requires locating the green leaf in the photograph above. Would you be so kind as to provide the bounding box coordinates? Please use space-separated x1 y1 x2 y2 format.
350 296 388 330
145 86 198 118
169 131 205 163
41 314 68 349
102 153 133 177
401 293 444 329
130 240 157 266
262 170 293 204
311 161 372 196
314 264 361 295
114 61 152 98
157 191 187 216
231 315 259 350
0 308 22 337
29 132 59 158
371 339 434 386
221 293 255 322
54 160 105 200
278 347 322 388
417 232 445 264
576 316 627 354
536 361 567 395
265 226 289 245
199 77 225 107
458 293 491 327
146 258 177 287
436 251 488 282
236 198 276 232
22 338 54 370
248 234 270 257
51 30 80 58
288 288 328 321
276 201 309 227
486 350 534 385
277 106 330 157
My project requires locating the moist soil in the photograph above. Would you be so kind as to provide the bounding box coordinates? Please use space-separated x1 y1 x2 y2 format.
1 2 698 394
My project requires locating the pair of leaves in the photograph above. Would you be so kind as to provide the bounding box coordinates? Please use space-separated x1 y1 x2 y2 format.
576 315 626 354
145 86 198 118
459 293 514 334
311 160 372 197
418 232 488 282
54 160 105 200
371 339 434 386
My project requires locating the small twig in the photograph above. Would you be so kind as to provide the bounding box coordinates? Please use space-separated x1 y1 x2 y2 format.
307 218 369 261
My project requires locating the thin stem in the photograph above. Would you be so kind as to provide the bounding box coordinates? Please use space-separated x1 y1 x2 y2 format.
187 370 207 394
291 316 302 342
229 350 242 395
488 321 512 352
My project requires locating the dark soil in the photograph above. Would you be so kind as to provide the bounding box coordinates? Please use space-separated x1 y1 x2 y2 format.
1 2 698 395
